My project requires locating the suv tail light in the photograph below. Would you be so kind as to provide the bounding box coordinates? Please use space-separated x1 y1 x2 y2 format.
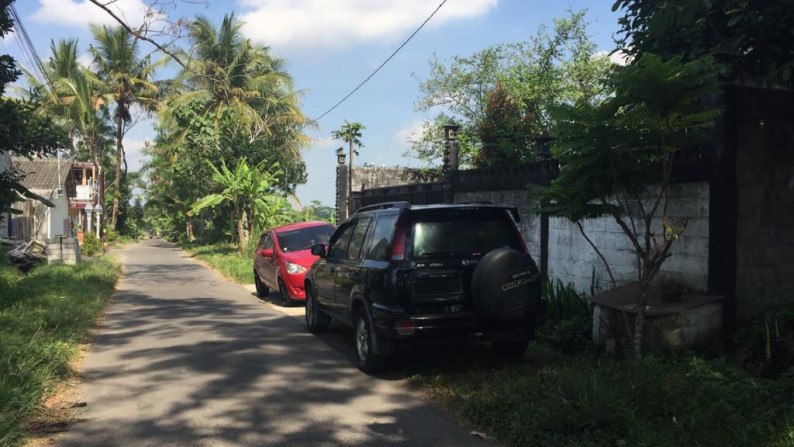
390 223 407 261
395 320 415 335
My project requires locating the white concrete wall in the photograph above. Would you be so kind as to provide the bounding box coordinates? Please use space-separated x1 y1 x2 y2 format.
47 193 70 238
457 182 710 295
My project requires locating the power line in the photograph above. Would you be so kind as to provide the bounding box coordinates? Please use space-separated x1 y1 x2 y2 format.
302 0 448 130
9 5 53 90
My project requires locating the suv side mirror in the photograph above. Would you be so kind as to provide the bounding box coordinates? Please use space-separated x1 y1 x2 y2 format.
260 248 274 258
310 244 328 258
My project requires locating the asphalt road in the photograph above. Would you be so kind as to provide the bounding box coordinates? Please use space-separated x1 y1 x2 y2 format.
58 240 492 447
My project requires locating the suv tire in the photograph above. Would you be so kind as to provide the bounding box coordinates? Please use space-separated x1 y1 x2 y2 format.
305 287 330 333
492 339 529 359
254 271 269 297
354 308 388 373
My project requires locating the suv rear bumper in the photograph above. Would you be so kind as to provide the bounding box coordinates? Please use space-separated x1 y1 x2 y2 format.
370 300 547 341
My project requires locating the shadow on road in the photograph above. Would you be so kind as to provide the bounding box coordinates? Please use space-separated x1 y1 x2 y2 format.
60 240 493 446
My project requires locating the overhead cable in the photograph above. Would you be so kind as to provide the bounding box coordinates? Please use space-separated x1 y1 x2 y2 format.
302 0 448 130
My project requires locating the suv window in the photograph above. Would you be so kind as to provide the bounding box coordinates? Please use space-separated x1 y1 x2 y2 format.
328 222 355 259
409 210 522 259
346 217 372 261
366 214 398 261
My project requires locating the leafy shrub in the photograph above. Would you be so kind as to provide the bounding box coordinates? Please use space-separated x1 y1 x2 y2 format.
81 232 101 257
538 279 593 352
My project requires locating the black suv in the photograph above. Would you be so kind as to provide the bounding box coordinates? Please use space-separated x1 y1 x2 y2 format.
304 201 546 372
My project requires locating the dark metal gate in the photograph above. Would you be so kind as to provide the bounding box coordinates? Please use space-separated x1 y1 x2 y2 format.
350 182 445 213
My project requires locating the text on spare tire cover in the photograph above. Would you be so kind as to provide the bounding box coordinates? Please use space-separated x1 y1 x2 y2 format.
501 269 539 292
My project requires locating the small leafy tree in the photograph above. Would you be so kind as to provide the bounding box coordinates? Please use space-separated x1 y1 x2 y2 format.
542 54 721 358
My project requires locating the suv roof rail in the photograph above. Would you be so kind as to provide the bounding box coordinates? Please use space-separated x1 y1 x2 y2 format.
355 201 411 213
458 200 494 205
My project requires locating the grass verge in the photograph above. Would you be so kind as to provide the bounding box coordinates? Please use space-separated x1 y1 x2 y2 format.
414 343 794 447
0 260 120 447
182 243 252 284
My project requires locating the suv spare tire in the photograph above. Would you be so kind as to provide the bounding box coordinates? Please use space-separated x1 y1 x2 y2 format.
471 247 542 326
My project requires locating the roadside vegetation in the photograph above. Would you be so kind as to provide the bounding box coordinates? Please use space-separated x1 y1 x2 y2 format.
0 249 120 447
182 243 252 285
415 344 794 447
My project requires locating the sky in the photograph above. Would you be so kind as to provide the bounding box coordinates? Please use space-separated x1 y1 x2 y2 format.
3 0 625 207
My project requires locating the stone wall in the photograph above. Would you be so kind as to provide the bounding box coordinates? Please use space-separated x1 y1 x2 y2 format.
456 182 710 295
733 87 794 317
351 166 440 191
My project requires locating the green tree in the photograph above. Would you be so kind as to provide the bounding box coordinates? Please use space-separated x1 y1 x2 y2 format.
474 84 537 167
164 14 307 144
0 0 68 220
613 0 794 88
542 54 721 358
89 24 164 230
410 10 611 167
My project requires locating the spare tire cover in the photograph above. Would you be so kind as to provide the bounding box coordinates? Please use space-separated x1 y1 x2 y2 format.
471 247 541 325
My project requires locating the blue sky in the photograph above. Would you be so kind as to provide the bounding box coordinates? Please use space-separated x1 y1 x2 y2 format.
3 0 624 206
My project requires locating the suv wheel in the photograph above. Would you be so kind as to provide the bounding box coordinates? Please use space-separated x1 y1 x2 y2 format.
278 279 292 306
492 339 530 359
254 271 269 297
354 308 388 373
305 288 330 333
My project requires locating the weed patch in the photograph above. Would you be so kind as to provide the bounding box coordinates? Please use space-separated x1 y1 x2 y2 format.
0 261 119 447
182 243 252 284
417 344 794 447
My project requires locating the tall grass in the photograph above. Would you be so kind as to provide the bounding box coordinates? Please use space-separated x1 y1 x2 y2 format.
538 279 593 352
182 243 252 284
0 260 120 447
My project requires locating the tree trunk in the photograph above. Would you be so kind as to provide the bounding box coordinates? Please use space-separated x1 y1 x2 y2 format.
186 216 195 242
111 111 123 231
237 209 247 256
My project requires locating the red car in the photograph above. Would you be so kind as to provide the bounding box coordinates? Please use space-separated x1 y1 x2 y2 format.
253 221 336 305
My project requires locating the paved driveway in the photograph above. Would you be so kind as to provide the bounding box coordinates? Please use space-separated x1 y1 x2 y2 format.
58 240 491 447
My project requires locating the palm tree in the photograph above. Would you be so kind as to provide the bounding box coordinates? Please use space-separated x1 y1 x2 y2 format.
89 25 164 230
164 13 308 146
332 121 365 216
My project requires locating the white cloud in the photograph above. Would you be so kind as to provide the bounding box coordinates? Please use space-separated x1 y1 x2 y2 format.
77 53 93 69
312 136 337 149
1 30 14 42
123 138 149 172
239 0 498 51
598 49 632 66
32 0 154 29
393 119 425 145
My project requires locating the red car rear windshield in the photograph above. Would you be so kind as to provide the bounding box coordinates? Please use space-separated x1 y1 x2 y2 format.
408 209 522 259
277 225 335 253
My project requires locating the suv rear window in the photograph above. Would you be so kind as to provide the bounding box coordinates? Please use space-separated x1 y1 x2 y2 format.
408 210 522 259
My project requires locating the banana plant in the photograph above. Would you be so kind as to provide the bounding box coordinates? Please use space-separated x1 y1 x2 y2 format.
189 157 286 255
